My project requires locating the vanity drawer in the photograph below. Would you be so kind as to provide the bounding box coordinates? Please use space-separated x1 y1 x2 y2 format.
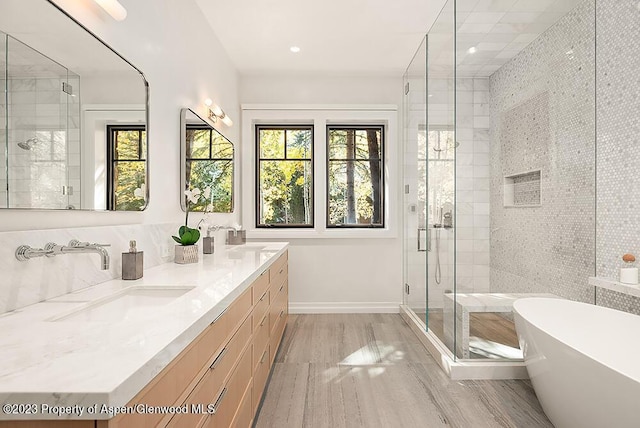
269 280 288 335
198 285 252 366
269 317 285 366
271 263 288 292
271 251 288 277
167 313 252 428
230 379 253 428
201 343 252 428
270 251 288 289
252 343 270 416
0 422 95 428
252 312 270 373
253 289 270 331
252 269 270 305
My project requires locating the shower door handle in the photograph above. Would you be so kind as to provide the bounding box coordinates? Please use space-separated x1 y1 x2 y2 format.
418 228 429 252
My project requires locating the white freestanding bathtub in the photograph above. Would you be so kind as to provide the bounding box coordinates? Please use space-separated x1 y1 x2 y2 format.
513 298 640 428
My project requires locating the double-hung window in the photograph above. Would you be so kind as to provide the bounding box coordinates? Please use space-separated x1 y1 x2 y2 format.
327 126 384 227
256 126 313 227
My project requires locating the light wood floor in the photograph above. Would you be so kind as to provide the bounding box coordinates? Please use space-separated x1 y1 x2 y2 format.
254 314 551 428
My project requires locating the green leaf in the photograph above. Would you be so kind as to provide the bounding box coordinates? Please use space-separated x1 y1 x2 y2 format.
175 226 200 245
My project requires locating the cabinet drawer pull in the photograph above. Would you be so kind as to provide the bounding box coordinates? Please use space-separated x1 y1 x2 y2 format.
278 268 284 275
260 349 267 364
279 283 284 293
210 347 227 370
260 291 267 302
260 269 267 277
260 314 267 327
212 307 228 324
279 309 285 318
212 387 227 412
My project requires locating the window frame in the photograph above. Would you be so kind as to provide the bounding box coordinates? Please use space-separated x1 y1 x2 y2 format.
242 105 398 239
106 124 146 211
255 124 315 228
326 124 385 228
184 123 234 212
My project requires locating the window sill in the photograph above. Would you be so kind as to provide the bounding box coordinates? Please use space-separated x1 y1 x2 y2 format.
246 227 397 239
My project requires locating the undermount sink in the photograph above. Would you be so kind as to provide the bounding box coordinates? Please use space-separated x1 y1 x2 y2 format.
227 244 267 252
49 286 195 322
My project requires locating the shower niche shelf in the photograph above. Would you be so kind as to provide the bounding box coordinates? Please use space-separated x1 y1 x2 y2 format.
503 170 541 208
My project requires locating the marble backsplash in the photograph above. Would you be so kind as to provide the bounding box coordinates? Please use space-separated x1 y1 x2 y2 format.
0 223 181 315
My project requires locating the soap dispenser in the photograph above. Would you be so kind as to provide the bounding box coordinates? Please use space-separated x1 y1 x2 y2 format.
122 240 143 280
203 229 214 254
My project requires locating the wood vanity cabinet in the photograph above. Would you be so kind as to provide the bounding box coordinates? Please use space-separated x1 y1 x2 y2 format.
106 250 289 428
3 251 288 428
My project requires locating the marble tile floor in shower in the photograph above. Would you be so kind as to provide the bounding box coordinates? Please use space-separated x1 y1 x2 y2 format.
254 314 551 428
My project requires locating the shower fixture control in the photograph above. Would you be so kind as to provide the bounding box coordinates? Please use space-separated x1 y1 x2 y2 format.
443 212 452 228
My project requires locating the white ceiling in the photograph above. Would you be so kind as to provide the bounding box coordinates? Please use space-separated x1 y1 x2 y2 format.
454 0 583 77
0 0 138 76
195 0 448 76
197 0 584 79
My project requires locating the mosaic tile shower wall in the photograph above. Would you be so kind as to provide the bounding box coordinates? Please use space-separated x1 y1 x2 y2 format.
488 0 596 303
595 0 640 314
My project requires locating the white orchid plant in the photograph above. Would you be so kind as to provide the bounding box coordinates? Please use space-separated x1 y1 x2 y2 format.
173 187 211 246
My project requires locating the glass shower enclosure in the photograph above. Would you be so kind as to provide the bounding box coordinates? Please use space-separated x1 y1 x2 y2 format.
0 31 80 209
403 0 457 356
402 0 596 367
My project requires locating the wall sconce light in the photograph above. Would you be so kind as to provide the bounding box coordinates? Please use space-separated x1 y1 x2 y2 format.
204 98 233 127
94 0 128 21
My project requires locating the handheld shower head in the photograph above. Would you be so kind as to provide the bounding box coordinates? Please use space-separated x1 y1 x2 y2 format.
17 138 38 151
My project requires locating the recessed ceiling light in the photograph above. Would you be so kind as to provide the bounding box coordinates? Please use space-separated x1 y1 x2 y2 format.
467 46 477 54
428 94 434 98
290 46 301 53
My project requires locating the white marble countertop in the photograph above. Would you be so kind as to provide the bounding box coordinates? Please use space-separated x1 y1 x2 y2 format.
0 242 288 420
589 276 640 298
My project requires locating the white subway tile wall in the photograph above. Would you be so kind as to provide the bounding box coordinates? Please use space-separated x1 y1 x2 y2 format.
5 76 80 209
456 77 491 295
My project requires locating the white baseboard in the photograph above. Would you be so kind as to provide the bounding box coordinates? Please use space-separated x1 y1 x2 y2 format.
289 302 401 314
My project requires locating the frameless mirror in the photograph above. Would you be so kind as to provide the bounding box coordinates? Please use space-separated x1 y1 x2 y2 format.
180 109 234 213
0 0 148 210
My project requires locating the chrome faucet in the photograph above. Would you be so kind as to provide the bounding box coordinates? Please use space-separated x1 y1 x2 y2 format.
219 225 240 236
16 240 111 270
15 245 54 260
200 223 240 236
53 240 110 270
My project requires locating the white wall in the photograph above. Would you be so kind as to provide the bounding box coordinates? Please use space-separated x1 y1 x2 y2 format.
240 74 403 312
0 0 240 231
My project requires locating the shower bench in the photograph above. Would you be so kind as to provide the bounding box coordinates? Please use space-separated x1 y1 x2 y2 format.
443 292 560 359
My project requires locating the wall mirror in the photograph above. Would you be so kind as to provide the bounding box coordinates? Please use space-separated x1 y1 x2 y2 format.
0 0 148 211
180 108 234 213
